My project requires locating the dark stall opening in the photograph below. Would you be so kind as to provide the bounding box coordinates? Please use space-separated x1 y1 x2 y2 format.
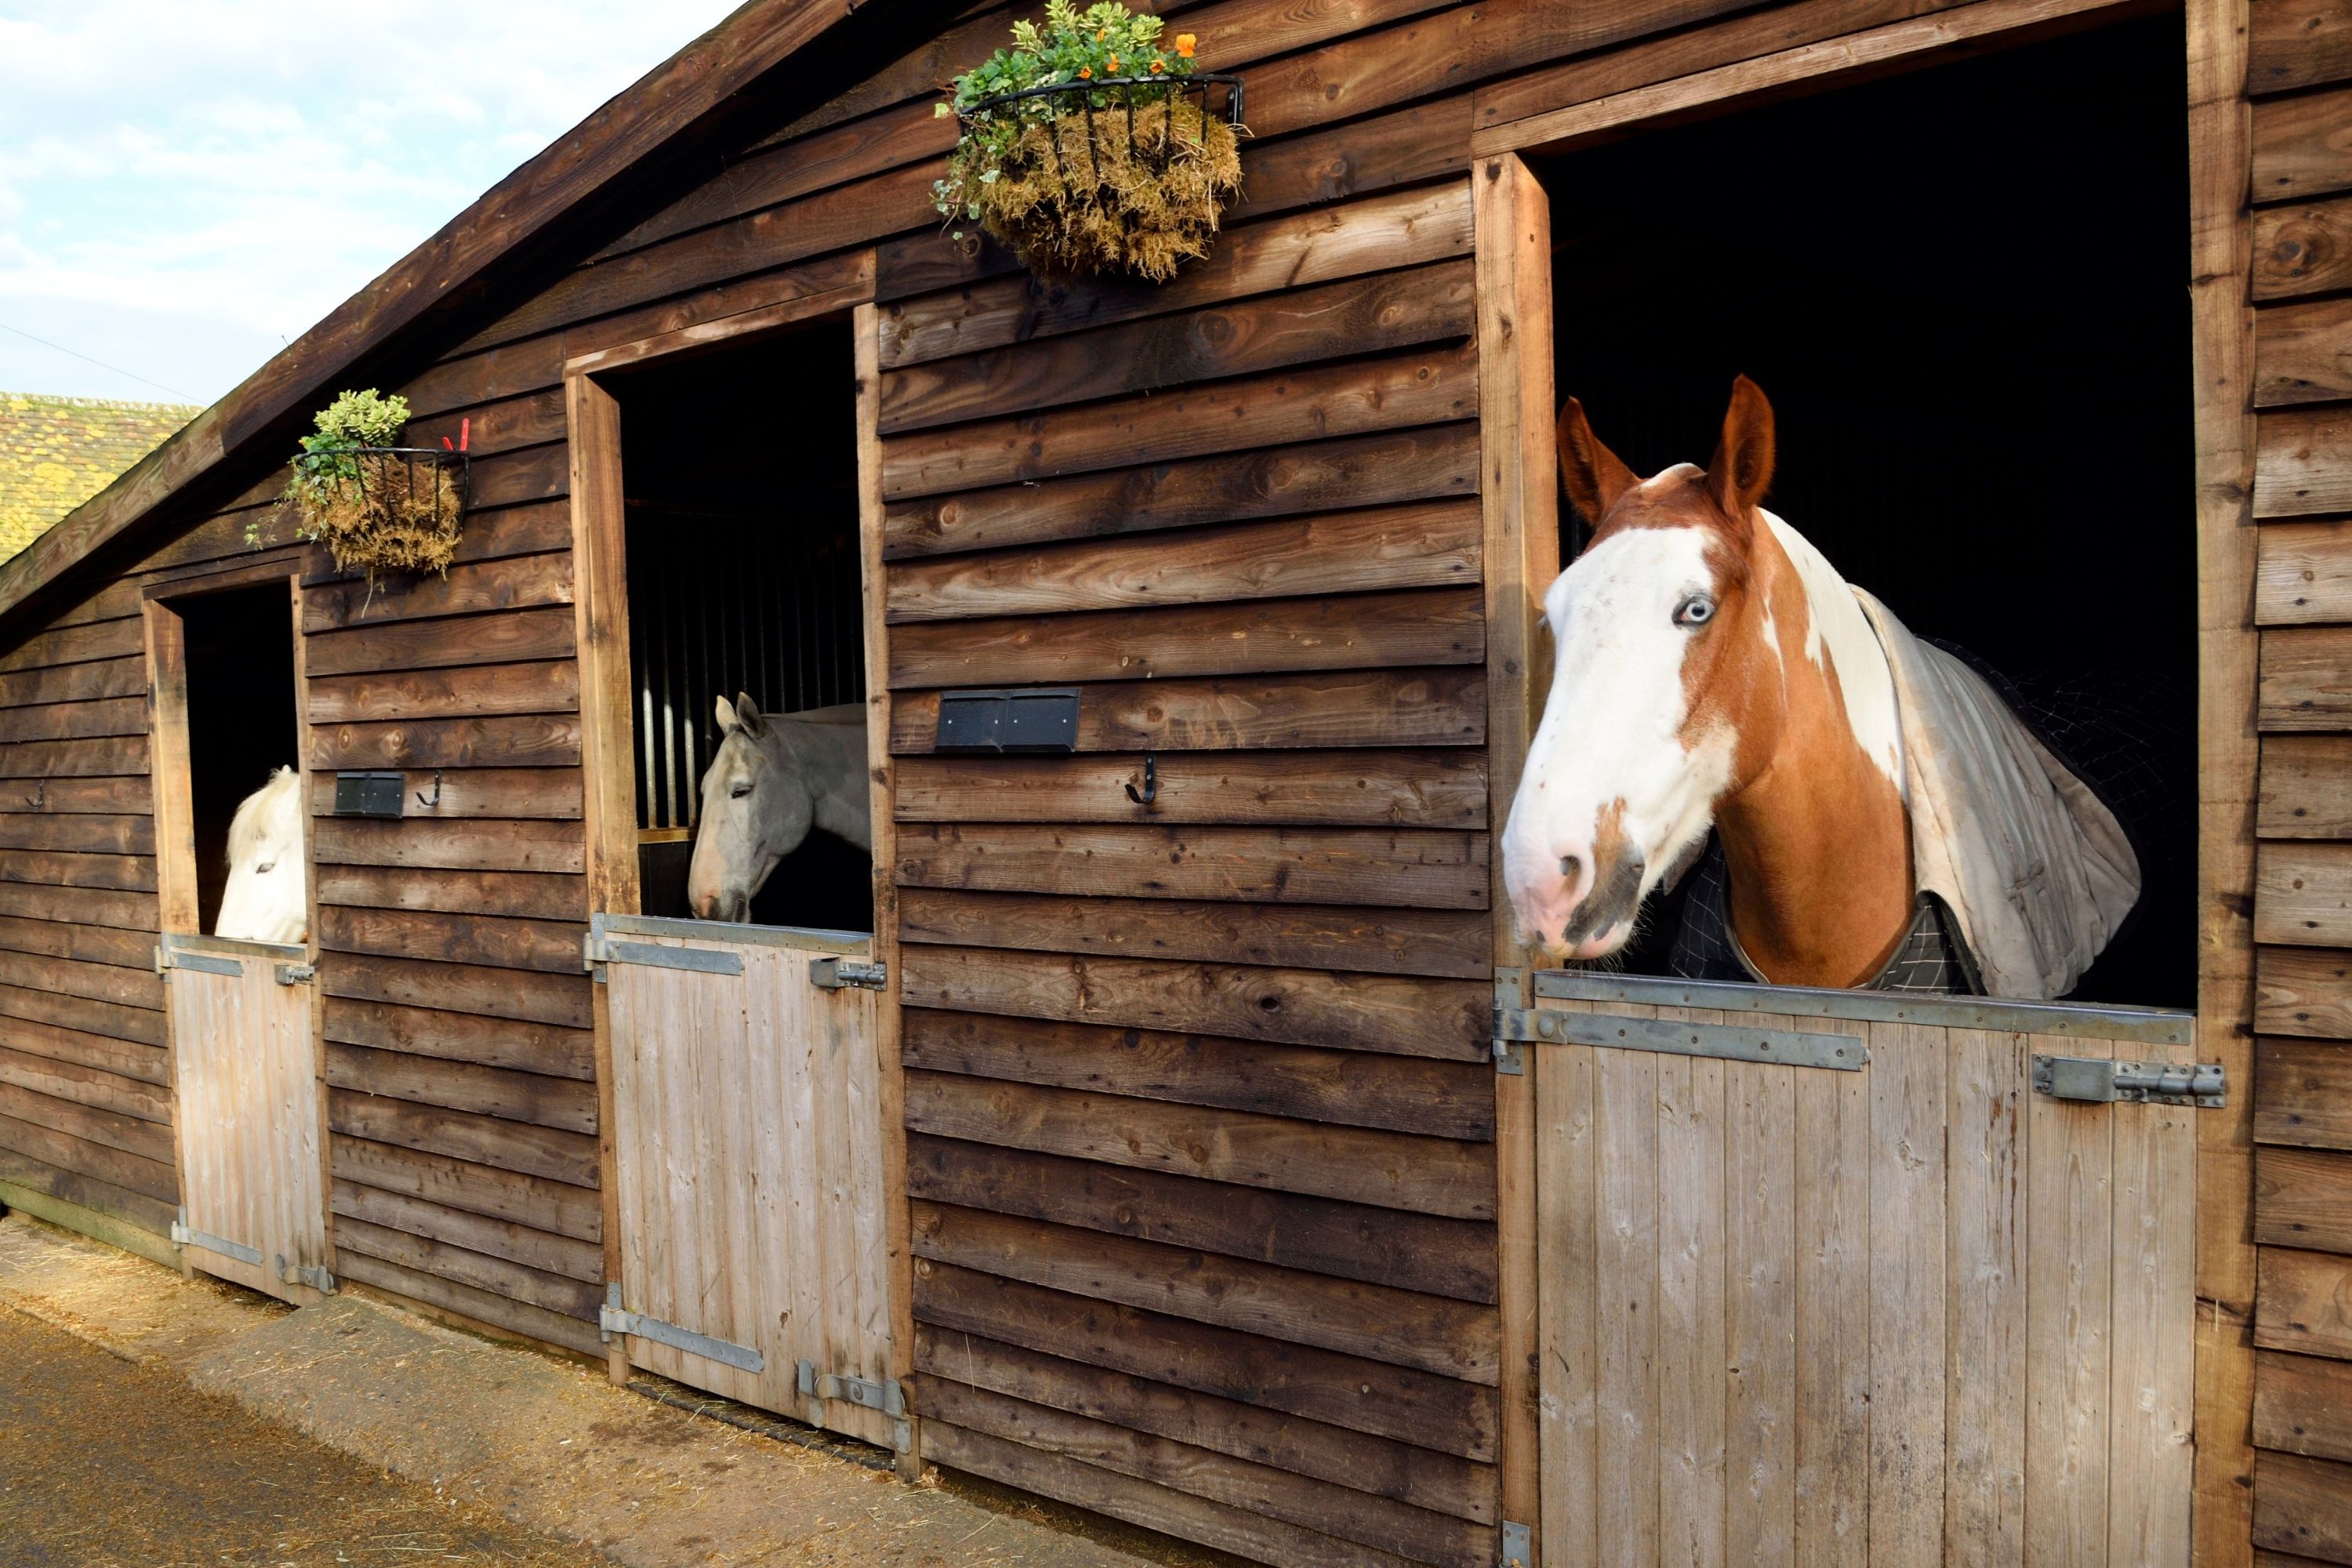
179 583 302 937
1537 13 2194 1005
614 318 872 933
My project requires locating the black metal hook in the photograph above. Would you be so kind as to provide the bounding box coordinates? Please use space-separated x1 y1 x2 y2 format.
414 771 442 808
24 780 44 811
1124 753 1157 806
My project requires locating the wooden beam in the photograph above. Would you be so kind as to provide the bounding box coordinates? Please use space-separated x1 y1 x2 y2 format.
1476 148 1555 1563
2190 0 2263 1559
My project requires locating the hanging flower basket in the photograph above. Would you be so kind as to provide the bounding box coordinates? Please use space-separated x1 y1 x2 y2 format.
280 390 470 583
936 3 1246 283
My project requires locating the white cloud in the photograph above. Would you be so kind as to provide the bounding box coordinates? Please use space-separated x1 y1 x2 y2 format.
0 0 741 402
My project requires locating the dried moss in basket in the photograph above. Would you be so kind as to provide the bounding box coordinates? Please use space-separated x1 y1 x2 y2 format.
935 2 1244 283
280 390 467 583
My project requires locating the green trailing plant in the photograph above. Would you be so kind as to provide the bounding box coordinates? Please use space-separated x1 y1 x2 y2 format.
935 1 1243 282
275 388 467 580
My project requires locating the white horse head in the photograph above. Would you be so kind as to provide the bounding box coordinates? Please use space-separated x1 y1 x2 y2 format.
685 694 872 924
215 766 307 944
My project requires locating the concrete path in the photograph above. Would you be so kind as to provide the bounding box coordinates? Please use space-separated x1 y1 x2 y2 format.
0 1212 1183 1568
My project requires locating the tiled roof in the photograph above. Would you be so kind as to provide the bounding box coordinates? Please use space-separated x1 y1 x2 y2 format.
0 392 204 563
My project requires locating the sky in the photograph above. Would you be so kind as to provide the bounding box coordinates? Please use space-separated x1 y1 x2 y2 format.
0 1 742 408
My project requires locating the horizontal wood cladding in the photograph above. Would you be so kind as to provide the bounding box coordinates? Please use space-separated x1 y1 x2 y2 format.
2261 521 2352 625
881 182 1474 371
2261 407 2352 518
2259 1348 2352 1462
881 343 1479 500
894 823 1490 909
311 818 585 876
2260 1037 2352 1148
334 1247 603 1357
892 669 1486 753
323 998 593 1082
2259 1145 2352 1253
321 953 590 1031
916 1258 1497 1462
879 260 1476 436
2256 1451 2352 1563
0 1142 173 1236
901 945 1487 1060
307 714 582 771
897 887 1490 978
2256 86 2352 204
2260 1247 2352 1360
903 1071 1493 1221
2262 844 2352 943
2259 299 2352 408
313 866 584 923
887 502 1480 623
922 1377 1487 1568
331 1211 599 1321
331 1134 599 1244
317 906 585 975
913 1325 1491 1523
2253 0 2352 93
305 660 580 725
2261 199 2352 301
906 1135 1494 1300
303 606 575 677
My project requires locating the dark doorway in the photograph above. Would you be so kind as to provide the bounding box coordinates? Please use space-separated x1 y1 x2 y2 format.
177 583 302 936
1537 13 2194 1004
612 319 872 933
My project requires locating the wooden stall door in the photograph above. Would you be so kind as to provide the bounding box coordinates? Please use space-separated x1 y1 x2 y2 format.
1522 974 2202 1567
163 932 330 1305
598 914 899 1450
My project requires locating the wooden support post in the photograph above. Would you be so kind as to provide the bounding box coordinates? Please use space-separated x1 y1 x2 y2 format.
1477 147 1559 1563
142 596 197 1280
290 576 337 1290
855 296 924 1481
568 368 637 1388
2188 0 2260 1559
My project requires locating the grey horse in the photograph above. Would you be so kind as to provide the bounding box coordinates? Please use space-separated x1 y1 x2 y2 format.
684 693 870 924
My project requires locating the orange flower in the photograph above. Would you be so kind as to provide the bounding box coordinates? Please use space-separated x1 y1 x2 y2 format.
1150 58 1165 71
1106 52 1120 71
1175 32 1196 56
1077 64 1092 78
1095 27 1105 38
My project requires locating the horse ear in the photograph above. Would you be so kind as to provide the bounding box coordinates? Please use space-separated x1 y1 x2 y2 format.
714 694 740 735
734 692 765 735
1555 397 1639 534
1705 375 1776 519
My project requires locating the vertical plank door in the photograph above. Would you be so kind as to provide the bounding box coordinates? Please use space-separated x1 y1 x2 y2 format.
600 913 898 1450
1524 973 2201 1566
165 932 329 1305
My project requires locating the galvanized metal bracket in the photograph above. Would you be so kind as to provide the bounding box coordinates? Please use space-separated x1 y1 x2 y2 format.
156 945 242 978
809 956 887 992
599 1295 765 1374
273 962 316 986
1492 967 1526 1076
2032 1054 2227 1108
583 932 745 978
1500 1519 1532 1568
797 1357 906 1417
277 1254 336 1293
1497 1005 1869 1072
170 1212 263 1266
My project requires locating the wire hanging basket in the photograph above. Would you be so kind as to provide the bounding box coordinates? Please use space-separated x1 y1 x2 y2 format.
287 445 471 583
946 72 1247 282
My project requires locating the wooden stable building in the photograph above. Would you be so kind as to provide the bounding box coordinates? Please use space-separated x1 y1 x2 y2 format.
0 0 2343 1561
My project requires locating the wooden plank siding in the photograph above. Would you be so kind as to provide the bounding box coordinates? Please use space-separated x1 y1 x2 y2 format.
2249 4 2352 1555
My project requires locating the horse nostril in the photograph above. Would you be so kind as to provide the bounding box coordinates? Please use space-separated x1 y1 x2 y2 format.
1559 854 1581 886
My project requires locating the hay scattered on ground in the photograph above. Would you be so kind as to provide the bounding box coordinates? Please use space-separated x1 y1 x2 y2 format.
964 97 1243 281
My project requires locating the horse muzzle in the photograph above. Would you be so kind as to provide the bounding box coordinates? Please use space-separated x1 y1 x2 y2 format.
1510 844 1646 960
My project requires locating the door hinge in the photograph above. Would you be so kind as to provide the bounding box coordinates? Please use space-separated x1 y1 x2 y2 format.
583 934 743 978
277 1254 335 1292
809 956 887 992
798 1358 907 1417
1500 1519 1532 1568
600 1288 764 1374
156 945 242 978
171 1211 263 1266
274 962 315 985
1493 968 1526 1076
2033 1054 2226 1108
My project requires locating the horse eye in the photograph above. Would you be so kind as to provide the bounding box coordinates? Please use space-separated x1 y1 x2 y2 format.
256 862 274 874
1675 595 1715 628
730 782 753 798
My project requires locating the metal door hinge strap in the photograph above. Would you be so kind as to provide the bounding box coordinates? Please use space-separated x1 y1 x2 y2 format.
797 1358 906 1417
156 946 242 978
277 1254 336 1292
582 935 744 977
1497 1007 1868 1071
1501 1519 1532 1568
170 1215 263 1266
599 1302 764 1374
809 956 887 991
2032 1054 2226 1107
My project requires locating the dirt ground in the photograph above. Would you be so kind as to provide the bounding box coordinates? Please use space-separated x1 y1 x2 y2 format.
0 1303 602 1567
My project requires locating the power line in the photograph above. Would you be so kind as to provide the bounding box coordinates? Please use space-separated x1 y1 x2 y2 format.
0 319 199 402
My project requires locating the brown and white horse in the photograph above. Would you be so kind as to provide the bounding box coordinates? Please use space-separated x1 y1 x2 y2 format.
1501 377 1917 989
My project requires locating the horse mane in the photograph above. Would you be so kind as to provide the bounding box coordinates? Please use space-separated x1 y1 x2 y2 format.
227 766 299 869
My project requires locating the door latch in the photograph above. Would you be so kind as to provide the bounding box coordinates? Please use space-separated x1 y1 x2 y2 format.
809 956 887 991
2032 1054 2226 1108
